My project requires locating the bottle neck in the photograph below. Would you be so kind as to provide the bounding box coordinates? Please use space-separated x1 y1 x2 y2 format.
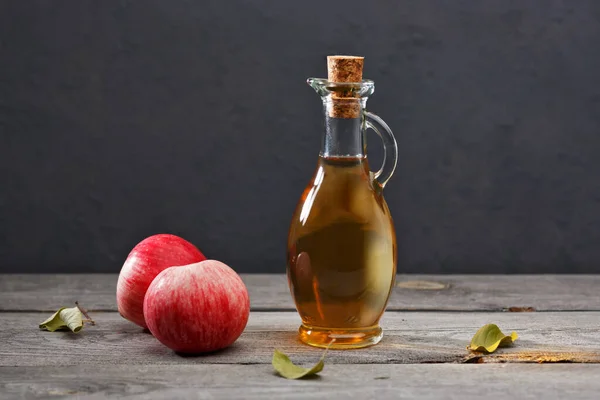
320 98 367 158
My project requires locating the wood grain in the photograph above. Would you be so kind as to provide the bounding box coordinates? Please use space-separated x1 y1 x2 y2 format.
2 274 600 398
2 311 599 367
2 274 600 312
2 364 600 400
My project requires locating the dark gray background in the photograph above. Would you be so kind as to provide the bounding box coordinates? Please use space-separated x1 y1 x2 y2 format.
2 1 600 273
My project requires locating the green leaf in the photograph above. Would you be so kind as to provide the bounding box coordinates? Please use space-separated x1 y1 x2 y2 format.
39 307 83 333
272 346 330 379
468 323 518 353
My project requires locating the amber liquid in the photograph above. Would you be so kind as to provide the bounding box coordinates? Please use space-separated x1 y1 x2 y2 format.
287 156 397 349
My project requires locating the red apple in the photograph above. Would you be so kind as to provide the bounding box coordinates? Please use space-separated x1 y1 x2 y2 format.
116 234 206 328
143 260 250 354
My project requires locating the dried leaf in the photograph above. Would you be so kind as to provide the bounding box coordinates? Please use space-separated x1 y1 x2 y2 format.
39 307 83 333
272 345 331 379
468 323 518 353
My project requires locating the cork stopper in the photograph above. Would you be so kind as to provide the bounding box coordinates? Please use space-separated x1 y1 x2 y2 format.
326 55 364 118
327 55 364 83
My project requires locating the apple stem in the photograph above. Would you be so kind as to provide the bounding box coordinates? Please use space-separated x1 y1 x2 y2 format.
75 301 95 325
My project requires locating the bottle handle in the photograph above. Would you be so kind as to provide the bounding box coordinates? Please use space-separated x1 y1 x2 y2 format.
365 111 398 189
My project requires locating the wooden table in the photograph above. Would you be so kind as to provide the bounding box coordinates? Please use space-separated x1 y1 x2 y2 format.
2 274 600 399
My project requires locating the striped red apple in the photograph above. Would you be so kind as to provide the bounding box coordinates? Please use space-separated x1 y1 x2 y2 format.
143 260 250 353
116 234 206 328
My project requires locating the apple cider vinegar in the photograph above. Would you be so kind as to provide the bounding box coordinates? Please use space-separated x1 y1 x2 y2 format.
287 56 398 349
287 156 396 348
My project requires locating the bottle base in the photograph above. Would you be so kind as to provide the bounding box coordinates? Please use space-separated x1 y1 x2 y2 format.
298 324 383 349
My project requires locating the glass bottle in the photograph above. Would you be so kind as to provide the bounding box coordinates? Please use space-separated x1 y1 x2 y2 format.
287 57 398 349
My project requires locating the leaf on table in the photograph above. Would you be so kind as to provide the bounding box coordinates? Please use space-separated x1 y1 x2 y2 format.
272 343 333 379
39 307 83 333
468 323 518 353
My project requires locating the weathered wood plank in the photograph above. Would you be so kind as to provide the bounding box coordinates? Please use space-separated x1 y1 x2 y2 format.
2 364 600 400
2 274 600 312
1 311 599 367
